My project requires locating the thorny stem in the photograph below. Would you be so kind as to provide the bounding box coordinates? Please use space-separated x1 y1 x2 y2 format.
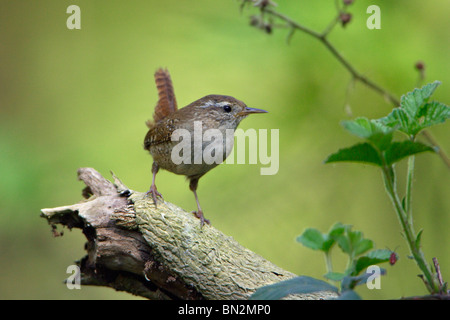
381 164 440 294
321 13 341 38
241 0 448 294
405 155 415 223
322 0 350 40
245 4 450 169
264 8 400 107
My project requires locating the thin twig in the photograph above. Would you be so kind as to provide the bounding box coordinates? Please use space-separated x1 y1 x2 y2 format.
264 8 400 107
382 165 440 294
321 13 341 37
433 257 445 291
250 6 450 169
343 77 356 117
321 0 346 37
421 131 450 168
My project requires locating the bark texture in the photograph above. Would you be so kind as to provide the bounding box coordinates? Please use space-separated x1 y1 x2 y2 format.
40 167 337 300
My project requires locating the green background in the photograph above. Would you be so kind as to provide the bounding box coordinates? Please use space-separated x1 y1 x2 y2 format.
1 0 449 299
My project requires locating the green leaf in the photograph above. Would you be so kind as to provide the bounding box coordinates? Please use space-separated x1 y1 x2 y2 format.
378 108 412 133
348 230 373 256
321 237 336 253
354 238 374 256
401 81 441 116
297 224 350 253
401 196 406 211
334 229 373 259
378 81 449 136
415 229 424 249
354 257 377 276
384 141 435 165
328 222 348 237
249 276 338 300
323 222 348 252
354 249 392 275
324 143 383 167
341 117 391 138
324 272 346 281
366 248 393 260
335 234 351 255
296 228 325 251
341 269 386 290
414 101 450 134
342 117 394 150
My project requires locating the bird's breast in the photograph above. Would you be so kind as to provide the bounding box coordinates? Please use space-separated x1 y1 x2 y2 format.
148 127 235 177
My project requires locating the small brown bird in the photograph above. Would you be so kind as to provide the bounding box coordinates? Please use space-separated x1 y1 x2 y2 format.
144 68 267 226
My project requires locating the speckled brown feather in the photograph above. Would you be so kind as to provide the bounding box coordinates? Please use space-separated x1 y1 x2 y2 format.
144 118 179 150
146 68 178 127
144 68 178 150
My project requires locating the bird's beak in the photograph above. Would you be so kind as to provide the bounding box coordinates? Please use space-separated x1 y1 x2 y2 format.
237 107 268 116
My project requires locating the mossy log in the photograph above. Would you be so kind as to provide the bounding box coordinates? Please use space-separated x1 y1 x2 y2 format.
40 167 337 300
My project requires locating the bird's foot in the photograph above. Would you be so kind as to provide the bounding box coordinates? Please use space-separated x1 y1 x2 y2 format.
145 185 163 208
192 210 210 227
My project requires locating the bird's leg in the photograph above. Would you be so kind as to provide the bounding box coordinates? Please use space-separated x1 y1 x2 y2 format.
189 178 210 227
146 162 163 207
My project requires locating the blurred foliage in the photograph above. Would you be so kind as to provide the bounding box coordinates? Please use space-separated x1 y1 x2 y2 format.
0 0 448 299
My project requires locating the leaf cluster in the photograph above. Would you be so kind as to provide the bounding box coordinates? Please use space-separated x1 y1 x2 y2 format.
251 223 392 300
297 223 390 280
325 81 449 167
298 223 390 292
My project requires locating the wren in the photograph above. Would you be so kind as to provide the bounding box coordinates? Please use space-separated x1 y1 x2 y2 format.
144 68 267 226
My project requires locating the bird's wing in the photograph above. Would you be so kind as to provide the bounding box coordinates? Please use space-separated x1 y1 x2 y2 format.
144 118 178 150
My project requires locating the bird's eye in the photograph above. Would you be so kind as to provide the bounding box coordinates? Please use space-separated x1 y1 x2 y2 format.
223 105 232 113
